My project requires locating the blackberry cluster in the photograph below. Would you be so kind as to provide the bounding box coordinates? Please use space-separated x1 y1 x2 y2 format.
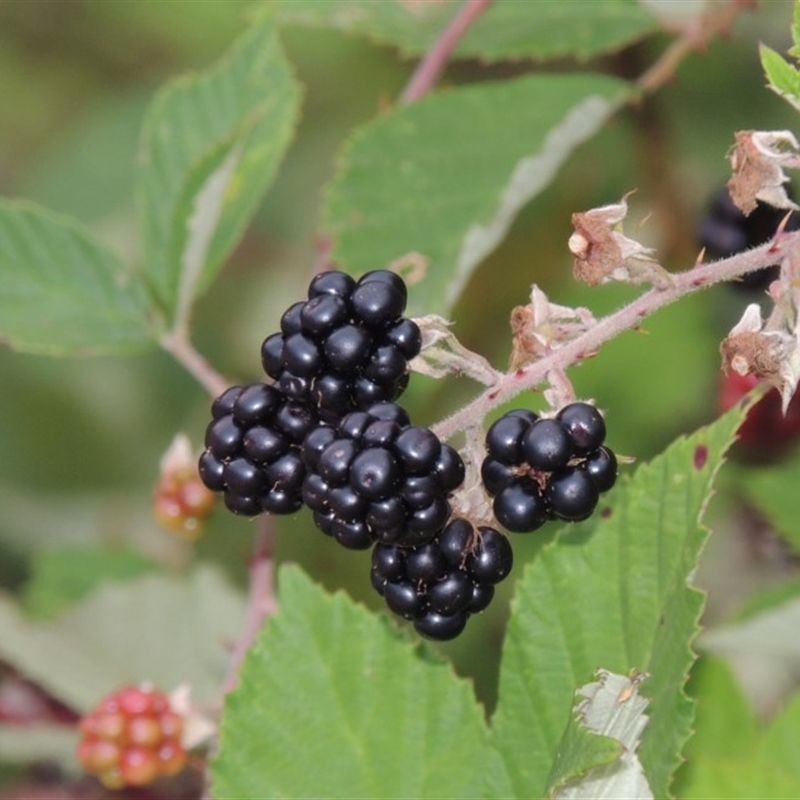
261 270 422 421
698 186 800 290
198 382 318 516
371 518 513 641
302 402 466 550
481 403 617 533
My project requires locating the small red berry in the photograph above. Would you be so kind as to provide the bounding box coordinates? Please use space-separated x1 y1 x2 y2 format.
718 371 800 459
76 685 188 789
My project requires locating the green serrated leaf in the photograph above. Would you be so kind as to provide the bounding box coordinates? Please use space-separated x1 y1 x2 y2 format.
0 566 245 711
137 12 301 322
326 73 632 316
546 676 624 797
551 671 652 800
278 0 658 63
211 564 505 800
22 546 156 620
760 43 800 112
487 407 745 800
0 201 155 355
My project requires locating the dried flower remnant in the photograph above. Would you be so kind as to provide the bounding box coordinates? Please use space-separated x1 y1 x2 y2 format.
727 130 800 215
720 303 800 412
510 285 596 369
569 196 670 288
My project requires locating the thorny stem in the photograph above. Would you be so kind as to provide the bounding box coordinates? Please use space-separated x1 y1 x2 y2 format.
399 0 495 104
432 231 800 441
160 330 229 399
221 517 279 696
636 0 753 94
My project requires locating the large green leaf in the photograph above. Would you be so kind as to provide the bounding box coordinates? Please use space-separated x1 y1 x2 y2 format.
0 202 154 355
278 0 658 63
211 565 505 799
22 546 156 620
0 566 246 711
137 12 301 323
487 408 745 799
325 73 632 316
761 43 800 113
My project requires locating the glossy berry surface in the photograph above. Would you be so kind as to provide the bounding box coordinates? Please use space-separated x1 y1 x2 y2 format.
199 382 318 516
370 518 513 641
302 402 464 549
259 269 421 420
77 686 187 789
698 187 800 290
483 403 617 532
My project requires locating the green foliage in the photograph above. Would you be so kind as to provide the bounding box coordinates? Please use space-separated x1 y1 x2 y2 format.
278 0 659 63
487 407 744 800
212 565 505 799
21 546 156 619
679 658 800 799
0 202 154 355
735 451 800 555
760 44 800 112
212 410 742 799
137 11 302 324
325 73 632 316
0 566 245 711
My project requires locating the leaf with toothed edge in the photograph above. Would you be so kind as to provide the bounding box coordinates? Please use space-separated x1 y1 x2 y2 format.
277 0 659 63
211 564 507 799
486 405 746 799
324 73 633 317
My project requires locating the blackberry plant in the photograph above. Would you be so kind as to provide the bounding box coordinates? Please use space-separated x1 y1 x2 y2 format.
3 3 800 800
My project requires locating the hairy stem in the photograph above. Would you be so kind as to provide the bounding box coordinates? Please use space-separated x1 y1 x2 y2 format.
433 231 800 440
221 517 279 696
160 330 230 399
400 0 495 104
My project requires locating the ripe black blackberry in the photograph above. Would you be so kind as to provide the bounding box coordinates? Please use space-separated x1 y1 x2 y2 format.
481 402 617 533
698 186 800 290
371 519 513 641
198 382 319 516
301 402 465 550
260 270 422 422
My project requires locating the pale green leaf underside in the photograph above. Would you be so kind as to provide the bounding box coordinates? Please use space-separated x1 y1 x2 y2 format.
678 683 800 799
325 73 632 317
22 546 156 620
0 201 154 355
737 451 800 555
0 724 78 768
487 408 745 800
551 671 652 800
0 566 245 711
278 0 658 63
211 565 503 800
760 44 800 112
699 590 800 719
137 12 301 320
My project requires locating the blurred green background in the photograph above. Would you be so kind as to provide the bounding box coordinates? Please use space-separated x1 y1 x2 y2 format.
0 0 798 731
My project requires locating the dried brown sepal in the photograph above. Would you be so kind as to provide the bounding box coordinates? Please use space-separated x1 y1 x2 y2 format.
727 130 800 215
720 331 785 379
569 196 668 288
510 304 542 369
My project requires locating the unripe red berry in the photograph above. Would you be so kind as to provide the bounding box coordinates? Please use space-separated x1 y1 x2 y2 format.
76 685 188 789
718 371 800 459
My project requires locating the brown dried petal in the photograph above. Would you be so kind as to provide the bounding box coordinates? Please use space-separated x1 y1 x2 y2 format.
720 331 784 378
